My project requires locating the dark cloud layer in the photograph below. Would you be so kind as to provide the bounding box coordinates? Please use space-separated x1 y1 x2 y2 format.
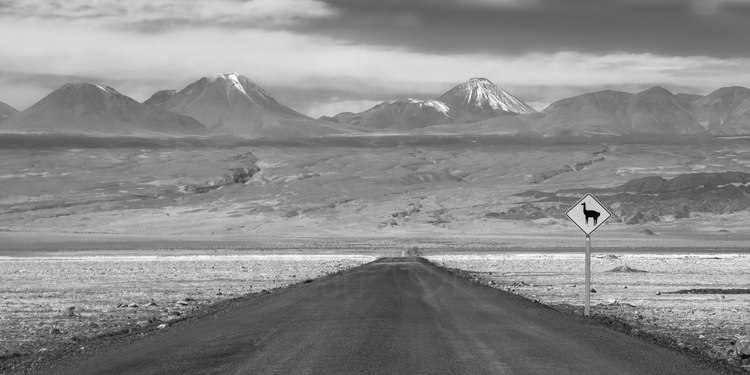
298 0 750 57
4 0 747 57
1 0 749 114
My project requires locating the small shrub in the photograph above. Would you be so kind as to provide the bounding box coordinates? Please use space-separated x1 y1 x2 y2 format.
406 246 423 257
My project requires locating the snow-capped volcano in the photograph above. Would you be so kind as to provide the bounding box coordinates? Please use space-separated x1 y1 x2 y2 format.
2 83 207 136
332 98 453 130
0 101 18 122
153 73 303 122
150 73 341 138
437 78 536 122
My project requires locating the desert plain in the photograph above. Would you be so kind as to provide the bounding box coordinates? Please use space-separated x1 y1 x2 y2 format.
1 134 750 373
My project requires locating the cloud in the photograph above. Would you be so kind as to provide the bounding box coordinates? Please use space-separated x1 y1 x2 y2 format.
1 11 749 113
313 0 750 59
454 0 543 9
304 99 383 118
0 0 336 29
525 101 554 112
689 0 750 14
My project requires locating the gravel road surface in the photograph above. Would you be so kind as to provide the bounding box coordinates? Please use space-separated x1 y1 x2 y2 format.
44 258 720 374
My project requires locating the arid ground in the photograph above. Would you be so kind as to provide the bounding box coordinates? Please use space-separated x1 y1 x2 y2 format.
1 136 750 372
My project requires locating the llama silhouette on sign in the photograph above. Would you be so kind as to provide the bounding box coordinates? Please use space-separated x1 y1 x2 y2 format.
581 203 600 226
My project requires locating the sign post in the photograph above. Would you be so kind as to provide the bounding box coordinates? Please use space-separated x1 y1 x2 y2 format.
566 193 611 317
585 234 591 316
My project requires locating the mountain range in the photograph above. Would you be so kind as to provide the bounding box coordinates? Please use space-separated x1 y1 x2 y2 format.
534 86 705 136
536 85 750 137
329 80 750 137
1 73 749 138
329 78 536 131
2 84 207 136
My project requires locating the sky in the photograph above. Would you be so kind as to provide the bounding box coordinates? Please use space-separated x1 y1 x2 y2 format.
1 0 750 116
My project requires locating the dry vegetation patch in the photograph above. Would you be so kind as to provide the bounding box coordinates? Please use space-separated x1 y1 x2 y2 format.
0 254 374 361
428 252 750 373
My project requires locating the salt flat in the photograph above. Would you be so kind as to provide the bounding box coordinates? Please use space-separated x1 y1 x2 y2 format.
0 253 375 359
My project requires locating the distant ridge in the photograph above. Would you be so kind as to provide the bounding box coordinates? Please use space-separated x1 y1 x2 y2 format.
533 86 704 136
2 83 207 136
726 97 750 134
626 86 703 134
675 93 702 107
0 101 19 122
143 89 178 107
534 90 632 136
692 86 750 135
332 99 453 130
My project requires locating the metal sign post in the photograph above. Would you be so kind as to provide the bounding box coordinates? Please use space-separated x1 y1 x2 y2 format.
585 234 591 316
566 193 611 317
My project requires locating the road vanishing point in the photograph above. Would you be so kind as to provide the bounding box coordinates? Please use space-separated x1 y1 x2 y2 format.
44 258 720 375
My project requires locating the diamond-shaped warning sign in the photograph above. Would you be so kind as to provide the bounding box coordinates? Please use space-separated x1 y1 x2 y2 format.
566 193 611 235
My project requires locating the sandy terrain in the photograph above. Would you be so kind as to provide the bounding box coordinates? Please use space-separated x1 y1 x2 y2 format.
0 253 375 361
427 252 750 372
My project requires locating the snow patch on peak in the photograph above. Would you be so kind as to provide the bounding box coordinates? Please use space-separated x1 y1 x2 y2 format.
227 76 247 96
467 77 492 84
212 72 240 80
62 83 117 96
206 72 249 97
419 100 450 114
210 73 271 98
406 98 450 114
380 98 451 115
95 84 115 95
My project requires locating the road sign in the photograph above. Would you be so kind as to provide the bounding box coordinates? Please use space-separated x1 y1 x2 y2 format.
566 193 611 317
566 193 611 235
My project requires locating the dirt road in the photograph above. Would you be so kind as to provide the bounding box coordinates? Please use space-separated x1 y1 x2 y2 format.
43 258 720 374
